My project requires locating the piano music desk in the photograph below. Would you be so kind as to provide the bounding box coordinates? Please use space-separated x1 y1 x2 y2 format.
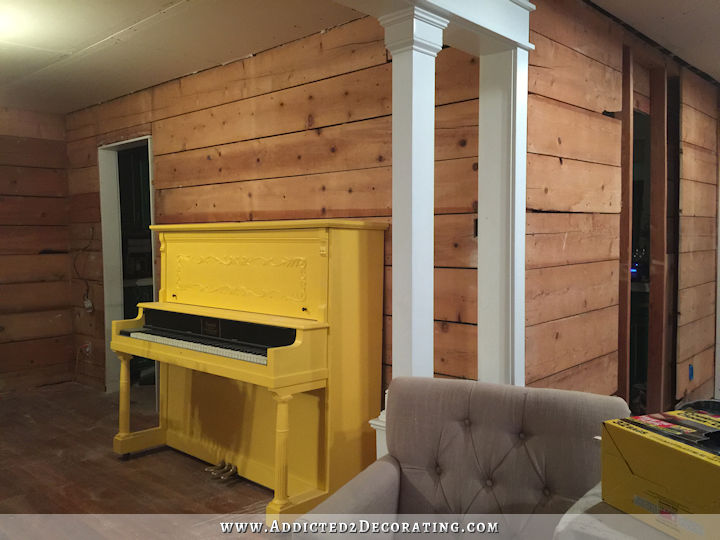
110 220 386 516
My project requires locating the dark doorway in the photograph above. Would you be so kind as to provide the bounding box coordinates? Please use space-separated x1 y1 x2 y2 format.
629 111 651 413
118 143 155 386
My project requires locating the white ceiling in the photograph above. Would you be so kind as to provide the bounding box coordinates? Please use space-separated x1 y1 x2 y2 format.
0 1 717 116
591 0 720 83
0 0 361 114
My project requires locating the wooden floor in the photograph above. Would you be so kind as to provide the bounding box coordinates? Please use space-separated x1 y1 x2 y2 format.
0 382 272 513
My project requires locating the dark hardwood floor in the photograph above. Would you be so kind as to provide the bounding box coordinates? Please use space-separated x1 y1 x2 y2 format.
0 382 272 513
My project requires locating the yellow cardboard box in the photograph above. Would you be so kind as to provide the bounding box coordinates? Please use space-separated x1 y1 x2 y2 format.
602 410 720 536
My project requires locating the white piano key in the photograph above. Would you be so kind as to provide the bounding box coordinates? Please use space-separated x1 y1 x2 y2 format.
128 332 268 366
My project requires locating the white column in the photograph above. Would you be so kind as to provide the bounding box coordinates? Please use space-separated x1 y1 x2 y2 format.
380 7 447 378
476 47 528 386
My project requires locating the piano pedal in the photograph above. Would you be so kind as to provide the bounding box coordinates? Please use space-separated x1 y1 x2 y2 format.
211 463 233 478
219 464 237 481
204 461 226 473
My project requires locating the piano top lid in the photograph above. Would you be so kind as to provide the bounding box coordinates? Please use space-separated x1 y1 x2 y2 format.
137 302 329 330
150 219 389 233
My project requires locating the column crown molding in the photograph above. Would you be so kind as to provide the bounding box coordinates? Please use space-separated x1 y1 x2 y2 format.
379 6 448 57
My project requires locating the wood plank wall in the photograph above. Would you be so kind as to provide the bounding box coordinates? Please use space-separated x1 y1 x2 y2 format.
64 17 481 390
525 0 622 394
675 68 719 401
62 4 720 397
0 107 73 391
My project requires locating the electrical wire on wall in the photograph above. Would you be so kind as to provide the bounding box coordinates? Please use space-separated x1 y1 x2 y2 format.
72 224 96 381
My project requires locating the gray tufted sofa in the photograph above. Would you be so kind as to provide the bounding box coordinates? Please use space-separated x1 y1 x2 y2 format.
308 377 630 516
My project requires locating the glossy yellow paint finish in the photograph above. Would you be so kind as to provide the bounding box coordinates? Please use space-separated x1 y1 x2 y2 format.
111 220 385 515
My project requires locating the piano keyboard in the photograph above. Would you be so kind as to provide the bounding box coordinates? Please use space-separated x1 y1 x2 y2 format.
129 331 268 365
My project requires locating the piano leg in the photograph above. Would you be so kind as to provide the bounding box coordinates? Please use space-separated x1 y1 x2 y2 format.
112 352 166 455
118 352 131 437
269 393 293 510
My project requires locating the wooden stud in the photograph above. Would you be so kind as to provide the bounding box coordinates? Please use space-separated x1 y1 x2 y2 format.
647 66 669 413
617 46 633 402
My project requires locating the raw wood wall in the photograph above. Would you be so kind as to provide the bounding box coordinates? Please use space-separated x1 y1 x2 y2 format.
675 68 719 401
61 4 720 397
0 107 73 391
64 17 481 389
525 0 622 394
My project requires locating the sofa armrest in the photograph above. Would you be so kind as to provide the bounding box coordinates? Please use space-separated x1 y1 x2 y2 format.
307 454 401 515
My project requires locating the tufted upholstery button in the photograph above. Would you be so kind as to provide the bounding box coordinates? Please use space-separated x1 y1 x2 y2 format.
543 487 551 497
485 479 493 488
464 418 471 427
518 432 525 440
435 465 442 475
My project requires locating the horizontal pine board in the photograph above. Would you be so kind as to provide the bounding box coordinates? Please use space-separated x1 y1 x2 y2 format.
681 143 717 185
71 280 104 310
69 192 101 223
678 250 716 289
0 335 74 374
383 316 477 379
528 351 618 395
0 254 70 284
679 216 716 253
0 309 73 343
676 347 715 399
530 0 622 71
154 100 477 190
680 179 717 217
681 104 718 151
0 166 67 197
382 213 476 268
683 377 714 403
526 260 618 326
147 17 388 123
0 281 72 314
528 94 621 166
383 267 477 324
526 213 620 269
66 91 153 140
526 305 618 383
0 226 68 254
529 31 621 113
677 315 715 362
0 136 66 168
73 307 105 339
681 68 718 120
68 166 99 195
72 251 103 281
69 223 102 251
0 196 68 226
153 63 393 156
526 154 620 213
153 50 476 157
155 156 478 224
678 281 716 328
0 107 65 140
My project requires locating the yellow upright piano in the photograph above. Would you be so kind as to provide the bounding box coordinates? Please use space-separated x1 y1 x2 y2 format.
110 220 386 515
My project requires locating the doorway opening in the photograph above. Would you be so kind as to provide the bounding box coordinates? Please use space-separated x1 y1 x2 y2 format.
98 136 156 395
118 145 155 386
